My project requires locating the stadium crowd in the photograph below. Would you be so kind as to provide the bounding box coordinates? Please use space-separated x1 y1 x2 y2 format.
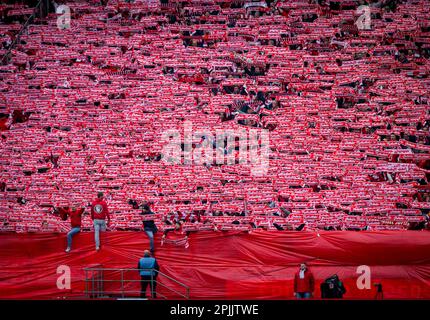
0 0 429 236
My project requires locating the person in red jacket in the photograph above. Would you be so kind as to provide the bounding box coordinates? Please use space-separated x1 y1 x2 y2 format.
65 207 85 253
294 263 315 299
91 192 110 251
161 221 190 248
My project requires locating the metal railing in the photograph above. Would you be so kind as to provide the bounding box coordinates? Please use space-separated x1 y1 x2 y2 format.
84 266 190 300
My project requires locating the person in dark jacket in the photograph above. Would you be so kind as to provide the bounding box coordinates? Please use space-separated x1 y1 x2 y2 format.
320 274 346 298
140 202 157 254
137 250 160 299
294 263 315 299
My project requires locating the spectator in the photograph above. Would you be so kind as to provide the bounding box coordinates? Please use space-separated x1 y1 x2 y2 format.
91 192 110 251
0 114 8 131
11 110 30 124
320 274 346 299
294 263 315 299
162 221 190 248
128 199 139 209
137 250 160 299
65 207 85 253
374 283 383 300
140 202 158 254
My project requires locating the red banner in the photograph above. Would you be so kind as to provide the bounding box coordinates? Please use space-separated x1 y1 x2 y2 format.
0 231 429 299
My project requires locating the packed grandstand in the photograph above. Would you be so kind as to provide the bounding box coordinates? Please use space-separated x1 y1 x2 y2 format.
0 0 429 236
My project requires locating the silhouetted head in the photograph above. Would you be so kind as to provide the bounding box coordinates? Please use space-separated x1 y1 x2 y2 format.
97 192 104 199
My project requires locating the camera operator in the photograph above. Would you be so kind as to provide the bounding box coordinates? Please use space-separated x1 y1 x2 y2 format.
320 274 346 299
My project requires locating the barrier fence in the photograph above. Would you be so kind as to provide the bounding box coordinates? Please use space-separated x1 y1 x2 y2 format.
84 266 190 300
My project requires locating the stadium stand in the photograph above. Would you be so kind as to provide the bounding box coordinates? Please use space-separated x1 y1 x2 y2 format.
0 0 429 234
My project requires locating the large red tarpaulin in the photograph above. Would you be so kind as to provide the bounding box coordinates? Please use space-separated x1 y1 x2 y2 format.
0 231 430 299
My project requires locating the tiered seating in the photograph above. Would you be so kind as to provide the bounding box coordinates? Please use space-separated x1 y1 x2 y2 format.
0 0 429 233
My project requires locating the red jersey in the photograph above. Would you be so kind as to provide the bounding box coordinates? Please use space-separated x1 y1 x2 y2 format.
91 199 110 221
69 208 84 228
